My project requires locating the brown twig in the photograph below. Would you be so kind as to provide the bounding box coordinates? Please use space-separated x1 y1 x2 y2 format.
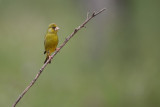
12 8 106 107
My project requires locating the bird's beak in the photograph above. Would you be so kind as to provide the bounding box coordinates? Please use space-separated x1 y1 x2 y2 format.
55 27 60 31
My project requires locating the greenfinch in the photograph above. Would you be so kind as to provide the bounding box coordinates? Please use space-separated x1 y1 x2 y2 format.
44 23 59 63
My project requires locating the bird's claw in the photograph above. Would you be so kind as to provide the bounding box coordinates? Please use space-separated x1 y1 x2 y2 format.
49 56 52 59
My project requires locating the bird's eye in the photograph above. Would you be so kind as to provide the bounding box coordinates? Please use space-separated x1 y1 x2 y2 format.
52 27 56 29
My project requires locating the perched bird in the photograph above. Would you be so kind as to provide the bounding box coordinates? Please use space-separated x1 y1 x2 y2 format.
44 23 59 63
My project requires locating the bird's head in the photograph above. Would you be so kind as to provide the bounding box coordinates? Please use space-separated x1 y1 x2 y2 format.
48 23 60 33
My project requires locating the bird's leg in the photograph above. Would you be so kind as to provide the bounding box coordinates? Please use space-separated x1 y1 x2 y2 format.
48 51 52 59
48 55 52 64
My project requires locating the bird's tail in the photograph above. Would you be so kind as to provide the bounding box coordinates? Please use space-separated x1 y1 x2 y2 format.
44 55 51 64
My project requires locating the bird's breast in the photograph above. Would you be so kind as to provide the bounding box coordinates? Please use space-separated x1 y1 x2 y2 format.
45 34 58 49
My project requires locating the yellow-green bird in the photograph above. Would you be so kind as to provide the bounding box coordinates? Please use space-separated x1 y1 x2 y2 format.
44 23 59 63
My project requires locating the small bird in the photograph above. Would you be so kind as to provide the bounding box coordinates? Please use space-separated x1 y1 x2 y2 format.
44 23 59 63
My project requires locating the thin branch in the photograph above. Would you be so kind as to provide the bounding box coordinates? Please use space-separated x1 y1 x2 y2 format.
12 8 106 107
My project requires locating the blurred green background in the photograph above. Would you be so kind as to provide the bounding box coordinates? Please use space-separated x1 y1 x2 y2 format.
0 0 160 107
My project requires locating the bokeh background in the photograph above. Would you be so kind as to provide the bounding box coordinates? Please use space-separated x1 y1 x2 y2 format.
0 0 160 107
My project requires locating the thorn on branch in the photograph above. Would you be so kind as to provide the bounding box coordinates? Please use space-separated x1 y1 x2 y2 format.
74 28 78 32
92 11 96 17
